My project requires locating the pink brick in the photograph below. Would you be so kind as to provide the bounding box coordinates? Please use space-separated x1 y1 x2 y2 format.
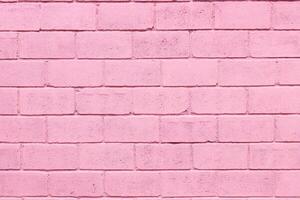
0 89 18 114
276 171 300 196
41 4 96 30
133 88 189 114
218 116 274 142
250 31 300 57
98 3 153 30
248 87 300 113
215 2 271 29
133 31 189 58
48 116 103 143
162 59 217 86
193 144 248 169
76 88 131 114
105 60 160 86
105 172 160 196
191 31 248 58
218 171 274 197
191 88 247 114
19 32 75 59
0 4 40 30
276 116 300 142
136 144 191 169
0 33 17 59
0 61 45 87
22 144 77 170
278 60 300 85
250 143 300 169
0 117 46 142
156 2 213 30
218 59 277 86
79 143 134 169
0 172 47 196
19 88 74 115
0 144 20 169
273 2 300 29
77 32 131 58
161 171 216 197
104 116 159 142
160 116 217 142
47 60 103 87
49 172 104 196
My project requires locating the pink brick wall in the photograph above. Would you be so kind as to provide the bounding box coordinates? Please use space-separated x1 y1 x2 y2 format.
0 0 300 199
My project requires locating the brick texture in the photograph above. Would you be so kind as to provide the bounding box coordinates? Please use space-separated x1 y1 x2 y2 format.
1 1 300 199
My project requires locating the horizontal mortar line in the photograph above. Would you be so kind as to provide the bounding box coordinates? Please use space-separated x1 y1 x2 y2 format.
2 141 300 144
1 29 300 32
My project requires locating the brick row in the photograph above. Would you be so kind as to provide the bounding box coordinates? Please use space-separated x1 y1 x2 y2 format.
0 3 300 30
2 31 300 59
1 171 300 197
2 59 300 87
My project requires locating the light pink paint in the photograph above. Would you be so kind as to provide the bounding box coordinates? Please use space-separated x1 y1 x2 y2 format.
0 1 300 199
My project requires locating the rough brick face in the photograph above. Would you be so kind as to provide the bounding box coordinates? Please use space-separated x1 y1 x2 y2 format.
1 1 300 199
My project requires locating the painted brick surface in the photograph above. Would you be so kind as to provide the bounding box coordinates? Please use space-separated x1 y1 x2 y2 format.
0 0 300 199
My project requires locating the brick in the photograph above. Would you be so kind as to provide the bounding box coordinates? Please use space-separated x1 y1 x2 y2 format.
104 60 160 86
0 4 40 31
0 61 45 87
191 31 248 58
79 143 134 169
276 116 300 142
276 171 300 196
19 32 75 59
250 143 300 169
162 59 217 86
191 88 247 114
0 144 20 169
248 87 300 113
161 171 216 197
104 116 159 142
47 60 103 87
19 88 74 115
48 116 103 143
193 144 248 169
49 172 104 196
0 33 17 59
0 117 46 142
215 2 271 29
133 31 189 58
218 59 277 86
218 171 274 197
156 2 213 30
0 172 47 196
136 144 191 169
76 88 131 114
273 2 300 29
160 116 217 142
105 172 160 196
278 60 300 85
98 3 153 30
0 89 18 114
250 31 300 57
41 4 96 30
133 88 189 114
77 32 131 58
22 144 77 170
218 116 274 142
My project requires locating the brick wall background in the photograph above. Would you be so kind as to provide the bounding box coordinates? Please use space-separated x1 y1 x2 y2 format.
0 1 300 199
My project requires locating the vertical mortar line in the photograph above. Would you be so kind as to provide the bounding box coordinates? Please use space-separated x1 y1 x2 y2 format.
153 2 156 31
247 31 251 59
74 32 78 59
212 1 216 30
275 60 280 86
270 1 274 31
